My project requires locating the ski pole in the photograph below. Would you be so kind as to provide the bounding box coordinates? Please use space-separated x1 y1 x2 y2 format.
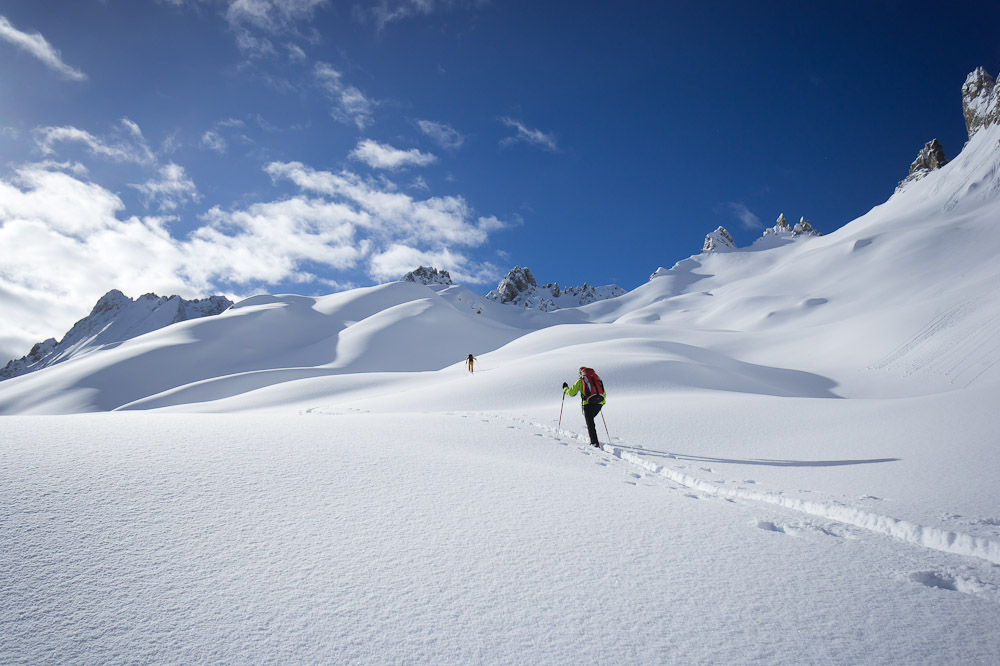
558 392 565 428
601 411 611 442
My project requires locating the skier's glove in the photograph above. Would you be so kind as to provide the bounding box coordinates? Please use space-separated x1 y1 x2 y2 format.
562 382 568 389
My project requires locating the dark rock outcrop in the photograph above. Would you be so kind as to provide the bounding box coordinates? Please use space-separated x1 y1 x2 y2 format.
896 139 949 191
402 266 453 286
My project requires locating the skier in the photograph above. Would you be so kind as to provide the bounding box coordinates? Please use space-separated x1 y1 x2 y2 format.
562 366 606 447
466 354 476 373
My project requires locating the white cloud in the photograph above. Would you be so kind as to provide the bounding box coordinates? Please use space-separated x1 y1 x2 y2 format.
499 117 557 152
201 130 228 154
370 0 434 30
369 243 499 284
34 118 156 165
285 42 307 61
416 119 464 149
0 15 87 81
315 62 376 130
225 0 328 33
350 139 437 170
0 165 193 359
223 0 329 55
722 202 762 230
266 160 505 247
191 197 370 285
365 0 489 31
130 163 201 211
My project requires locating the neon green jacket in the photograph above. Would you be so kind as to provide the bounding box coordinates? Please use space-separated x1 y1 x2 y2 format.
564 377 606 405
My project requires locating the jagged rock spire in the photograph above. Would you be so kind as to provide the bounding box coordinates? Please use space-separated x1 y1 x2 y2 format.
793 217 820 236
761 215 821 242
962 67 1000 140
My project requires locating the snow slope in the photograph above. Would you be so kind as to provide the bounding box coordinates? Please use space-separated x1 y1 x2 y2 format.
3 108 1000 664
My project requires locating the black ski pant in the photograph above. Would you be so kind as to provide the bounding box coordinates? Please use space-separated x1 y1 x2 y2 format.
582 402 603 445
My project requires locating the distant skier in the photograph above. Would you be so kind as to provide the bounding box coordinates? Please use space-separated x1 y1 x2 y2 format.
466 354 476 373
563 366 606 447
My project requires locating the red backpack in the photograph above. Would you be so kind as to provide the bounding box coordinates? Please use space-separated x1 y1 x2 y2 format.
579 367 605 405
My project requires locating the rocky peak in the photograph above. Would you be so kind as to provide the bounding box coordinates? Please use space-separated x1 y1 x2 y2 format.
792 217 820 236
402 266 453 286
755 215 821 248
488 266 539 304
896 139 949 192
485 266 624 312
762 214 821 240
92 288 132 316
703 226 737 252
962 67 1000 140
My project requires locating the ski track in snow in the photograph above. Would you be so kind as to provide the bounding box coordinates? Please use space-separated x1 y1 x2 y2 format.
871 293 1000 387
451 410 1000 604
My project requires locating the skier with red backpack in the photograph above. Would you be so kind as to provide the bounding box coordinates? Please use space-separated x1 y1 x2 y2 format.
562 367 606 447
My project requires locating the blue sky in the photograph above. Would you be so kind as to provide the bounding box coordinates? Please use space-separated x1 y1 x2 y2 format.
1 0 999 358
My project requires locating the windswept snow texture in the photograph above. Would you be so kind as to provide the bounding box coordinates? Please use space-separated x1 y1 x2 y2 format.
3 128 1000 664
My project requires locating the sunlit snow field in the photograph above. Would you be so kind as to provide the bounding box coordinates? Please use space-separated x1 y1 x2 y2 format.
3 126 1000 664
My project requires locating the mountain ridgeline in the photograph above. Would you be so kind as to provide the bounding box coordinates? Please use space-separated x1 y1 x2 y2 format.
1 291 233 381
2 66 998 398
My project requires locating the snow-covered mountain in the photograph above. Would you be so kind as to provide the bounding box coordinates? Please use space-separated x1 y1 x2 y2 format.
5 67 1000 666
0 289 232 381
484 265 626 311
3 83 997 412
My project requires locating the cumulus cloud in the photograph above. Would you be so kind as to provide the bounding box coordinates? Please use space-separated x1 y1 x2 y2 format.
350 139 436 170
416 119 464 150
368 243 500 284
0 164 194 359
0 15 87 81
499 117 557 152
266 160 505 247
315 62 376 130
